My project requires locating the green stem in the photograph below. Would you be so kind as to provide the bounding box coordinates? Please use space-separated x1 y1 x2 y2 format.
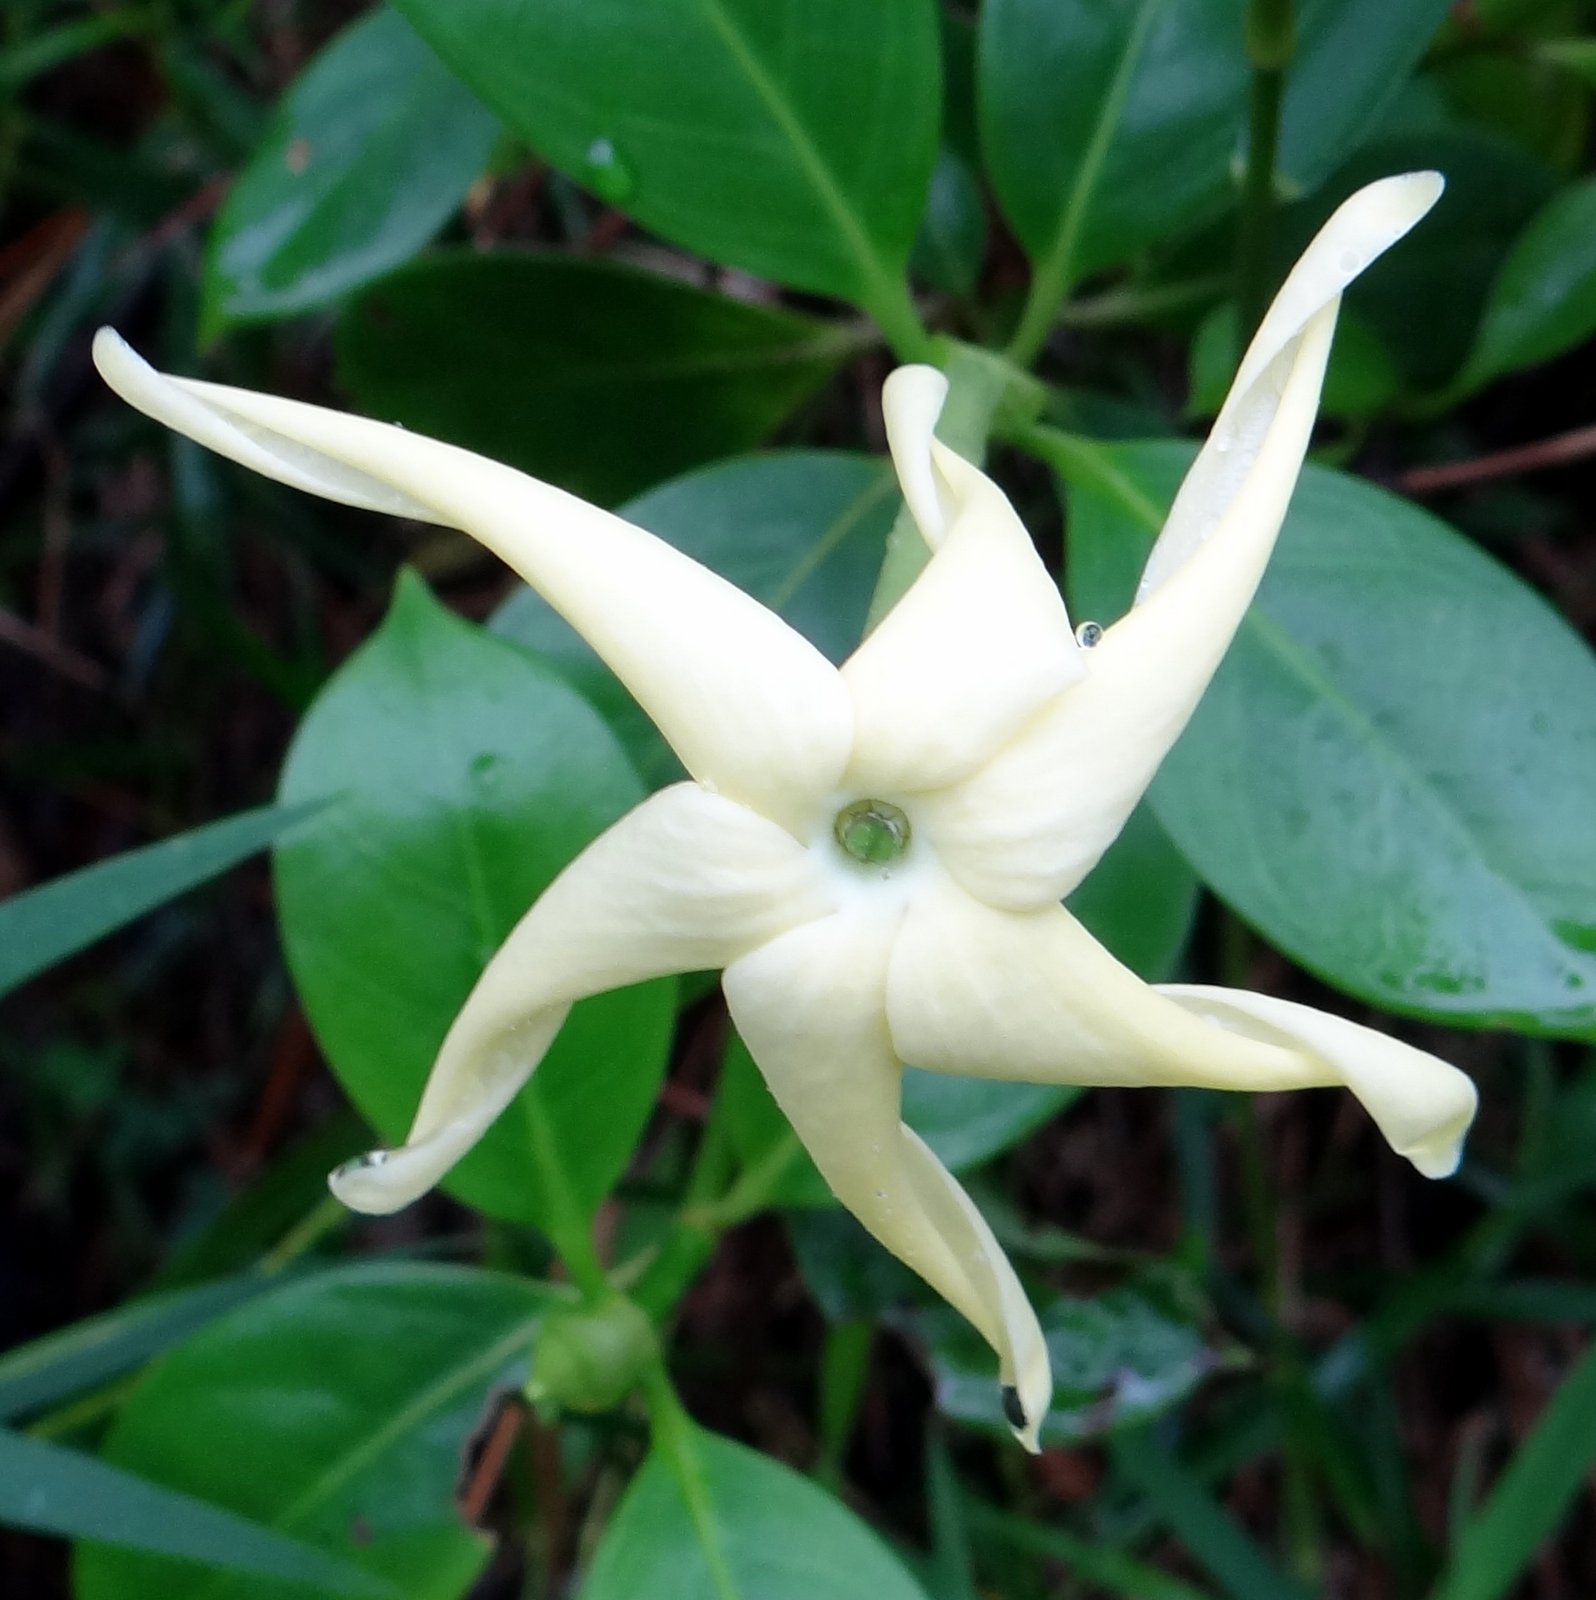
639 1350 740 1600
863 341 1020 631
1234 0 1294 357
524 1096 610 1302
1059 272 1230 330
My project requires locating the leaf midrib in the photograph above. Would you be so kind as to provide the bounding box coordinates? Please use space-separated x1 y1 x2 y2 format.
193 1312 539 1600
697 0 900 311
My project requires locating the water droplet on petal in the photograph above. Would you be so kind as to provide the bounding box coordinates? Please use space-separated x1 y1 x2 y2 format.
333 1149 389 1181
1339 248 1362 274
582 137 636 204
1075 620 1103 648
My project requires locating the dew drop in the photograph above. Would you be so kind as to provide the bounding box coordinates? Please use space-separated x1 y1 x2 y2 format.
1075 620 1103 649
582 137 636 205
1339 248 1362 274
334 1149 389 1180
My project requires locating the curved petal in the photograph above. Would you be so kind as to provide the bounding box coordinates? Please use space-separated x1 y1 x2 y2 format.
887 878 1323 1090
331 784 830 1213
721 907 1051 1448
1157 986 1477 1178
927 174 1444 908
839 367 1083 796
93 331 851 835
886 879 1475 1178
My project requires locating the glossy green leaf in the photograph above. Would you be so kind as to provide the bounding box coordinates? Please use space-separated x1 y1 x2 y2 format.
387 0 939 337
1066 800 1198 983
1276 0 1453 191
787 1208 922 1324
0 1279 268 1422
335 254 854 507
981 0 1449 290
0 803 315 1001
4 1429 386 1597
911 150 987 298
1062 442 1596 1030
492 451 898 780
1433 1337 1596 1600
922 1276 1226 1446
582 1424 932 1600
275 574 674 1225
1310 131 1559 385
202 8 499 330
980 0 1246 283
75 1263 551 1600
1456 177 1596 393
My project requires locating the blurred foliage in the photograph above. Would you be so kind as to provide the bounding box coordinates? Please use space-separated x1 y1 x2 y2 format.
3 1 1596 1597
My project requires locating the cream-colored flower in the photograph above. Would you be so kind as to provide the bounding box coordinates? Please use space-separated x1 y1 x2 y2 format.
94 172 1474 1450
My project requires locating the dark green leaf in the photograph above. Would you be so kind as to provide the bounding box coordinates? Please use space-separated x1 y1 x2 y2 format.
0 804 315 1002
75 1262 551 1600
0 1280 268 1422
1063 443 1596 1030
1276 0 1453 191
336 254 854 506
154 1114 366 1290
980 0 1245 282
923 1277 1226 1446
202 8 499 330
1433 1339 1596 1600
902 1072 1072 1173
387 0 939 333
5 1428 387 1596
1066 801 1198 982
583 1424 932 1600
1113 1428 1314 1600
911 150 987 299
1456 177 1596 393
275 574 674 1225
492 450 897 779
1310 131 1559 386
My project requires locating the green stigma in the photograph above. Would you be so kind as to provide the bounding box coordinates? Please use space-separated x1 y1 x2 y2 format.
834 799 911 865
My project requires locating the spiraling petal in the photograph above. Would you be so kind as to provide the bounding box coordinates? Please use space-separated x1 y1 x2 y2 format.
93 330 851 835
840 367 1083 796
1157 986 1477 1178
927 174 1445 908
887 878 1323 1089
886 879 1475 1178
721 908 1051 1448
331 784 830 1213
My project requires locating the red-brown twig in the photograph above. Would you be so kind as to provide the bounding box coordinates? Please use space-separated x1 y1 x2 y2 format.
1398 423 1596 494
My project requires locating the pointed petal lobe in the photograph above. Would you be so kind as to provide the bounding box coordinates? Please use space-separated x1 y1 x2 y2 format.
840 366 1083 795
721 908 1051 1446
886 880 1475 1178
887 878 1324 1090
1157 986 1477 1177
332 784 829 1213
93 330 851 834
928 174 1444 908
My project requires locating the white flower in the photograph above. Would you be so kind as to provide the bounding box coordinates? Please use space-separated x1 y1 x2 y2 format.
94 172 1474 1450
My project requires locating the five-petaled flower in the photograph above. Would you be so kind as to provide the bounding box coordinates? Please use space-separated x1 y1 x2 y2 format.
95 171 1476 1450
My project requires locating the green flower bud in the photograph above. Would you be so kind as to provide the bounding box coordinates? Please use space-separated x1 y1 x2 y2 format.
529 1296 655 1414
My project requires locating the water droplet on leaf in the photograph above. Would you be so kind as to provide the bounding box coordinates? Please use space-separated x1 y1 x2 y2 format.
582 137 636 205
1075 620 1103 648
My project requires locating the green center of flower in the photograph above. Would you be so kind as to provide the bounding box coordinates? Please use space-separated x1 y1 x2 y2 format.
833 798 911 865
